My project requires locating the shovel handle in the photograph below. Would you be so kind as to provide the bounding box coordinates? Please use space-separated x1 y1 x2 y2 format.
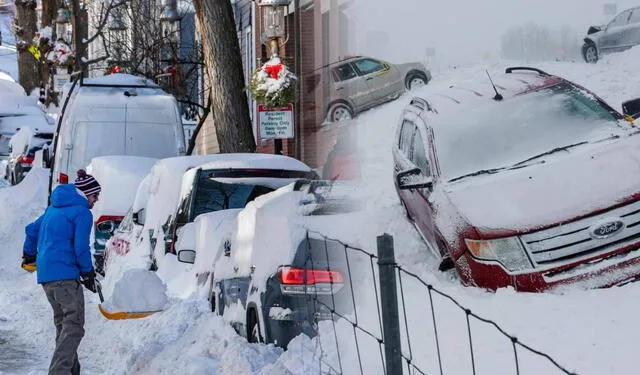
95 279 105 303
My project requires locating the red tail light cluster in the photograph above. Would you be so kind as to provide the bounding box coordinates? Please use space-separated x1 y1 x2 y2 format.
17 155 34 167
279 266 345 295
95 216 124 233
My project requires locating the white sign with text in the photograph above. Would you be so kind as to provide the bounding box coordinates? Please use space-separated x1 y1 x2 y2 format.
258 104 294 139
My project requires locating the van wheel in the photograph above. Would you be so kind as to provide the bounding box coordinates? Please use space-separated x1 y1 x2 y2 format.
247 309 264 343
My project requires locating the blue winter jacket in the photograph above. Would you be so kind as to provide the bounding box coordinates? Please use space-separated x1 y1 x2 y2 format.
23 184 95 284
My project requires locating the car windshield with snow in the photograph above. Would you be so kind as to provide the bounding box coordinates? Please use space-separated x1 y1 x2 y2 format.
393 67 640 292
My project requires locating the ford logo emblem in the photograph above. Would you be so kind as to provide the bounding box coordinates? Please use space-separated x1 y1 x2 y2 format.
589 219 625 239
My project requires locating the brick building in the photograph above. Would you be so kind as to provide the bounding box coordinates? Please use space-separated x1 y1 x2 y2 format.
193 0 355 169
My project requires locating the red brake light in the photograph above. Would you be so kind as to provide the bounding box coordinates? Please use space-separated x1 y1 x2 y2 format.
279 267 344 285
59 173 68 184
96 215 124 224
21 156 34 165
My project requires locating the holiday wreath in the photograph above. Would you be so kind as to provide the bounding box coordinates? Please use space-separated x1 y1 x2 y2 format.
248 57 297 108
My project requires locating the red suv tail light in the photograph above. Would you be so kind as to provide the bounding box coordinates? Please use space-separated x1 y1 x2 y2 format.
59 173 68 184
279 266 344 295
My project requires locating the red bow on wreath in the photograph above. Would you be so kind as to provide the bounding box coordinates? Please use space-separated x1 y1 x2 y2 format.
264 63 283 79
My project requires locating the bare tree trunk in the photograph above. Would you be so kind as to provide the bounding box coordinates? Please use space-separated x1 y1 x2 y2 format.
193 0 255 153
15 0 41 94
41 0 56 106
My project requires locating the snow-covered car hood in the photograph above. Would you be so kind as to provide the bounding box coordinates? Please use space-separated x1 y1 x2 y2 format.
442 135 640 234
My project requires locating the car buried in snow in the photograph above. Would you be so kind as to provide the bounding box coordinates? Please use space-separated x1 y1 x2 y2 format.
177 180 358 348
393 66 640 292
103 154 318 274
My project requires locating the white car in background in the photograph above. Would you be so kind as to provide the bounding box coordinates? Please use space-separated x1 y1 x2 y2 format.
0 96 50 156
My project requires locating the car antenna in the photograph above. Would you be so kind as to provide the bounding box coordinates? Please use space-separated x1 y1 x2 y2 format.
485 70 503 101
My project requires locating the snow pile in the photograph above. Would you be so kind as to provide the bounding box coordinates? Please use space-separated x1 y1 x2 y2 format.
101 268 169 313
0 167 48 269
86 155 158 216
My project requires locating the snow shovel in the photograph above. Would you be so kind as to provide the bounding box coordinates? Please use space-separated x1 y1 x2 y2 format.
95 279 163 320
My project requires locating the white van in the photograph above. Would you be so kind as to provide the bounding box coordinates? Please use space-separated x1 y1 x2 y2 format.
50 73 186 191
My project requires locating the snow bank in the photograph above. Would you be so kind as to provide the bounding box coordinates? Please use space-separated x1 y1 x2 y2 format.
86 155 158 216
101 268 169 313
0 167 48 271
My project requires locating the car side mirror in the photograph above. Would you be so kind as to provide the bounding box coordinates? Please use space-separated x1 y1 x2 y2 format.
96 220 116 234
397 167 434 190
132 208 146 226
622 98 640 120
177 249 196 264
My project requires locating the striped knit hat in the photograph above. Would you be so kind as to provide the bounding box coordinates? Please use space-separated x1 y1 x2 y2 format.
74 169 101 197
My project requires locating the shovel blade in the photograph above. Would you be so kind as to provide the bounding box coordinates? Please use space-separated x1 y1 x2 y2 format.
98 304 162 320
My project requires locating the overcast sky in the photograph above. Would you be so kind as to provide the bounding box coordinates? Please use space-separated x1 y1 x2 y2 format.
344 0 639 68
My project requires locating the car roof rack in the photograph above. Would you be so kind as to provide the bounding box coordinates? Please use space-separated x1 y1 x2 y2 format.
409 97 433 112
78 74 160 89
505 67 550 76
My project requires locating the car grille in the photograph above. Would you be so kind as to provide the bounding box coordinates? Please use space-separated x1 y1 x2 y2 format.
520 200 640 267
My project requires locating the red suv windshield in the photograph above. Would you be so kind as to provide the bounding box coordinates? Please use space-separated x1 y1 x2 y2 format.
434 82 629 182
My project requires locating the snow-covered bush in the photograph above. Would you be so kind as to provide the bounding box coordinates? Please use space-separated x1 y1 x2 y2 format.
501 23 581 62
248 56 297 108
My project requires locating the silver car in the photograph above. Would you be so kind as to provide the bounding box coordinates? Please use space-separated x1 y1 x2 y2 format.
582 6 640 63
314 56 431 122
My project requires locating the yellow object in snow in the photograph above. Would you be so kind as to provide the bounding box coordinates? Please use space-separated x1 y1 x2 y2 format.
98 304 161 320
22 263 36 273
27 45 40 61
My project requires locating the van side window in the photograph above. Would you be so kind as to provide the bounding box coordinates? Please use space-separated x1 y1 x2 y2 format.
398 120 415 156
410 130 430 176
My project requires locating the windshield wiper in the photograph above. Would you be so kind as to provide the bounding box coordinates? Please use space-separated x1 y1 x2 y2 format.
448 167 505 183
511 141 589 168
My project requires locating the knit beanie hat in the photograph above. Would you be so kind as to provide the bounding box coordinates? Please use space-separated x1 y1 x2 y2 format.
74 169 101 197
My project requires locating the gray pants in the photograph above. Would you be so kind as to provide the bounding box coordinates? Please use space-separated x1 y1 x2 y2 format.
42 280 85 375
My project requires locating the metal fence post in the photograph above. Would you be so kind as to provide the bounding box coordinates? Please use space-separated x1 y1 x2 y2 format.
377 233 403 375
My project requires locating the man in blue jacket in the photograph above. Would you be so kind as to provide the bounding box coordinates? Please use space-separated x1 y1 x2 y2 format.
22 169 101 375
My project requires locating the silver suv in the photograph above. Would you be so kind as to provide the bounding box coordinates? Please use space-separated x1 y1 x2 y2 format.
582 7 640 63
314 56 431 122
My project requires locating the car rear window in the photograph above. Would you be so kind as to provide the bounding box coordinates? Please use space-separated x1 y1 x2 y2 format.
191 178 274 218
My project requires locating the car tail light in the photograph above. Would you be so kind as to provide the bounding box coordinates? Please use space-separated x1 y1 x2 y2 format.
59 173 68 184
279 266 344 295
18 156 34 167
95 216 123 233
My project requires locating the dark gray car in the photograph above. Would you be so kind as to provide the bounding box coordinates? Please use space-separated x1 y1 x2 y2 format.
583 7 640 63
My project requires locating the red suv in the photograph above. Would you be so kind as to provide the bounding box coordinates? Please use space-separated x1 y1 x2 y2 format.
393 66 640 291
